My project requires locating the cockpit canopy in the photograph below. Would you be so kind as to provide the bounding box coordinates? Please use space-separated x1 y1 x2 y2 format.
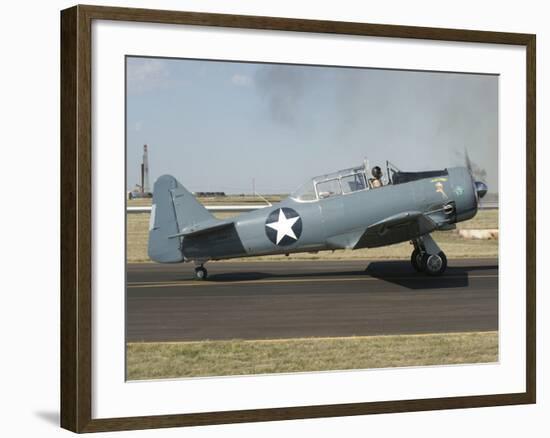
290 166 370 202
290 160 449 202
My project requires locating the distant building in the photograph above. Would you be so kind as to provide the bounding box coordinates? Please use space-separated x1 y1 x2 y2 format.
128 144 153 199
193 191 226 197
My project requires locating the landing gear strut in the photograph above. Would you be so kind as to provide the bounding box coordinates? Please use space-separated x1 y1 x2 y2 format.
411 234 447 276
194 265 208 280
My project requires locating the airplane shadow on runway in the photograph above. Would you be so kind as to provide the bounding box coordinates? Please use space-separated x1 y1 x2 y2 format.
206 261 498 290
363 261 497 290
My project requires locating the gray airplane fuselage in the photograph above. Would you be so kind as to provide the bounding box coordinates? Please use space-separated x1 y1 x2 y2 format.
173 167 478 263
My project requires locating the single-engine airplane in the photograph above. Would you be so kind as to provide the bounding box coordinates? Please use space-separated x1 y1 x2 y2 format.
148 160 488 279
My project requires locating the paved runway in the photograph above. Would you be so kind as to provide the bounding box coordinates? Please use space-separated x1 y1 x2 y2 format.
126 259 498 342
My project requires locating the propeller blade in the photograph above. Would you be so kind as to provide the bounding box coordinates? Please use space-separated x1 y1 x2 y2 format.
464 148 473 175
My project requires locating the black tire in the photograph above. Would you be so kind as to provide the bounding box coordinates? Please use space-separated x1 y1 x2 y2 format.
194 267 208 280
421 252 447 276
410 249 424 272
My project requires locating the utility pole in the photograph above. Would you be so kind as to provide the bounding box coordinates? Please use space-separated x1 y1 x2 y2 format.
143 144 150 193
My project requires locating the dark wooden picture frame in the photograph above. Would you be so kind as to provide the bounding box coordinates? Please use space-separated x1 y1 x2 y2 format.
61 4 536 433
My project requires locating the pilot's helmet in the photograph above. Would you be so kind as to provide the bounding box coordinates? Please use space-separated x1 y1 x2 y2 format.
372 166 382 179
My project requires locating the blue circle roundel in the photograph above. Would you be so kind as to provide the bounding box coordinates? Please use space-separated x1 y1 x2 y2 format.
265 208 302 246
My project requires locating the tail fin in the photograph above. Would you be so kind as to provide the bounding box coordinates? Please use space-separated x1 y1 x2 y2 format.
147 175 214 263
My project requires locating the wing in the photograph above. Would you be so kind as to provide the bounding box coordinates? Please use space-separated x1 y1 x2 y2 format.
354 211 437 249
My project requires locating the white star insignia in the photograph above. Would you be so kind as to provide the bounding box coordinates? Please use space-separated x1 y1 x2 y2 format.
266 209 300 244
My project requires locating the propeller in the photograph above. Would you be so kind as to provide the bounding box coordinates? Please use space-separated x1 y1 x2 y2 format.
474 180 488 199
465 148 473 174
464 149 488 199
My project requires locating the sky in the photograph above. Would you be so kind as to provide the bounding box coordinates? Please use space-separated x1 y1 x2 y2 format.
126 56 498 194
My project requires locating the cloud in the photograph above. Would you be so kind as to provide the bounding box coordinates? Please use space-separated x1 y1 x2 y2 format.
254 65 307 125
231 74 252 87
127 58 170 94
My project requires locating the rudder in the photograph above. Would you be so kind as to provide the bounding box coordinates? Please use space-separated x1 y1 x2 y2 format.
147 175 214 263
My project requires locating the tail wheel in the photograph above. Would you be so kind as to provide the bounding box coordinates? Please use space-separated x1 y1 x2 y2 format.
194 266 208 280
410 249 424 272
421 252 447 276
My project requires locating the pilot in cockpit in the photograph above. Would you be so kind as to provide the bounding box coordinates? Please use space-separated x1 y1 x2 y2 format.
371 166 383 188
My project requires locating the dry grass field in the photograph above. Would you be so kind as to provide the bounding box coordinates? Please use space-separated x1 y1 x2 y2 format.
126 208 498 263
127 331 498 380
127 195 284 207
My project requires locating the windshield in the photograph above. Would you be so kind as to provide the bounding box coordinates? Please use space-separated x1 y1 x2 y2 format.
290 180 317 202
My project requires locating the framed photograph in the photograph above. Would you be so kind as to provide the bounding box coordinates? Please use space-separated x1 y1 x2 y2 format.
60 4 536 433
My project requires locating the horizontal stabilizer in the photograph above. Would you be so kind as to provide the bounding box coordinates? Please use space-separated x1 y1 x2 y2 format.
169 219 235 238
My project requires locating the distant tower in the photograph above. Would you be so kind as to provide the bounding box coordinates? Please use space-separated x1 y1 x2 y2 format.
142 144 150 193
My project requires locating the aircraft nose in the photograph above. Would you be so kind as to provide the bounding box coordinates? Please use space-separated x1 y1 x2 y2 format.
475 181 488 199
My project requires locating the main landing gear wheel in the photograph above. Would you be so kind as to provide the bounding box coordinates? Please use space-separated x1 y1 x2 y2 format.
421 252 447 276
194 266 208 280
410 249 424 272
